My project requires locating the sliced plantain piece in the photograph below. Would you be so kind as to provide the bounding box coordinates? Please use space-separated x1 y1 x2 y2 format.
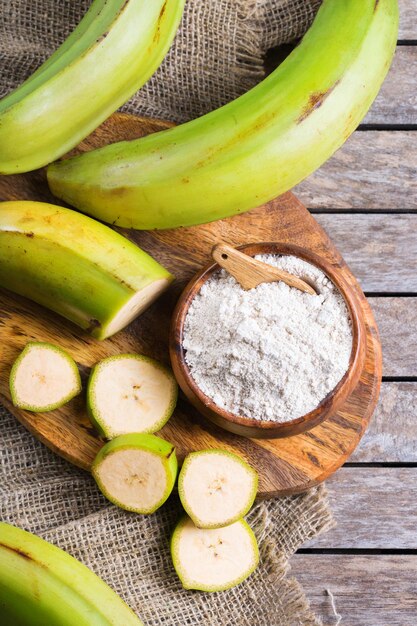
9 342 81 412
87 354 178 438
92 434 177 514
178 449 258 529
171 516 259 592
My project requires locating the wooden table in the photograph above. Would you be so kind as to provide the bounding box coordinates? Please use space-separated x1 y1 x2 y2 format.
281 2 417 623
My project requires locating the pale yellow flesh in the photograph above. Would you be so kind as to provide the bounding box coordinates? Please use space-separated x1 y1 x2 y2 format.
95 449 167 510
103 279 169 338
176 518 257 588
182 454 255 526
13 346 78 408
92 357 174 434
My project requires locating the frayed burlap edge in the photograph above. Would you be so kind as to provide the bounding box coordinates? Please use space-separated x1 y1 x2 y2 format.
249 486 336 626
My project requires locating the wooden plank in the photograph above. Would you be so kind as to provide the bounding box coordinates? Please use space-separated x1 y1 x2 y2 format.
371 298 417 377
352 382 417 462
292 555 417 626
307 467 417 549
295 131 417 210
315 216 417 291
399 0 417 39
364 47 417 125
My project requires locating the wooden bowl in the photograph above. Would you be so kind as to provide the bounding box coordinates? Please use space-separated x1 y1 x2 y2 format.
170 243 367 439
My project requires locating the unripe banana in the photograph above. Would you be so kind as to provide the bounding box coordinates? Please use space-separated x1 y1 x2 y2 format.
0 201 173 339
48 0 398 230
0 522 142 625
0 0 185 174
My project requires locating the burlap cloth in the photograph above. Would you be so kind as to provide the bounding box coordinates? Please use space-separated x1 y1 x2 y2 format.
0 2 336 625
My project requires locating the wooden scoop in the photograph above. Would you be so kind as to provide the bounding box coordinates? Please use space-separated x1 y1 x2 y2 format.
212 242 316 295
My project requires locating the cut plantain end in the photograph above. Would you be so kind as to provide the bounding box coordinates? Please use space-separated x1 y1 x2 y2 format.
178 449 258 529
92 433 178 514
0 201 174 340
87 354 178 438
9 342 81 412
171 516 259 592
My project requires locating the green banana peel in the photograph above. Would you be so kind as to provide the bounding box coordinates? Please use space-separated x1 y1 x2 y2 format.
0 201 173 339
48 0 398 230
0 522 143 625
0 0 185 174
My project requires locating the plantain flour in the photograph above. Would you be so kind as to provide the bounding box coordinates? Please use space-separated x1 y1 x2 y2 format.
182 254 353 422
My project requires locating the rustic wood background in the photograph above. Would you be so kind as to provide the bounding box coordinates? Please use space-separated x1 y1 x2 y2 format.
279 2 417 623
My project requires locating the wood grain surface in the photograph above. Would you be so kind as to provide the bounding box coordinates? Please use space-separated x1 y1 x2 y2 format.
309 467 417 549
292 555 417 626
315 215 417 291
399 0 417 39
352 382 417 462
372 298 417 376
296 131 417 209
0 113 382 498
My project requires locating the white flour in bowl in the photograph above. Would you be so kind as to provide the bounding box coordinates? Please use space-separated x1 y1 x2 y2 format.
182 254 353 422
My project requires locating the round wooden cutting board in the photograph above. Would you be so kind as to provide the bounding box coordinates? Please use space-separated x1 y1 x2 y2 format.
0 114 382 497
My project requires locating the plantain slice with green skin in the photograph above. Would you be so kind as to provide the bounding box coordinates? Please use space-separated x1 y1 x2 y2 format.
48 0 398 230
0 0 185 174
178 449 258 529
171 516 259 592
0 522 143 625
92 434 178 514
10 342 81 412
87 354 178 438
0 201 174 339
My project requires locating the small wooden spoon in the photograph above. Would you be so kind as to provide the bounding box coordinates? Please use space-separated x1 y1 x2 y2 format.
212 242 316 295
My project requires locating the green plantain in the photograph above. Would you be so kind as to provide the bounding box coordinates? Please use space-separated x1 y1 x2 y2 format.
0 522 143 625
0 0 185 174
48 0 398 230
0 201 173 339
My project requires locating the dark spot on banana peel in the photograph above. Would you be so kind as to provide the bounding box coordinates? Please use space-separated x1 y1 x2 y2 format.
119 0 131 14
166 447 175 459
374 0 380 10
96 0 130 43
86 318 101 334
25 232 34 238
95 31 109 45
108 186 128 197
297 80 340 124
153 0 168 44
159 0 168 20
0 543 37 563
